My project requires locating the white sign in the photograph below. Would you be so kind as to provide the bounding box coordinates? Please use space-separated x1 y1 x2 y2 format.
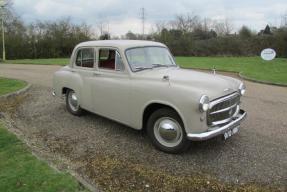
261 48 276 61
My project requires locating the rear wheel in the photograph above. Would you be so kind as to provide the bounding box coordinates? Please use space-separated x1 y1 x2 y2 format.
66 89 84 116
147 108 190 153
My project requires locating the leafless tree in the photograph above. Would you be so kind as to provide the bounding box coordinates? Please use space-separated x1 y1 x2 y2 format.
153 21 169 33
171 13 200 33
97 22 104 36
0 0 14 20
202 18 212 32
281 12 287 27
213 18 234 36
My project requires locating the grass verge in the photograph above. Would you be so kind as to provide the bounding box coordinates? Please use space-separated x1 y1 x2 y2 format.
176 56 287 85
4 58 69 66
0 77 27 96
0 78 87 191
0 122 87 192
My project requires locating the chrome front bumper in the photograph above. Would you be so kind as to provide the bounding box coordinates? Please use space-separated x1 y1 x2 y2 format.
187 109 247 141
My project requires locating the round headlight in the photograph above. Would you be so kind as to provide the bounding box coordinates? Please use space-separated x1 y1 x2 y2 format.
239 83 246 95
199 95 209 112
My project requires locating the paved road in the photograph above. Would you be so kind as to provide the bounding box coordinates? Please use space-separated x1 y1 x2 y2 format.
1 64 287 190
0 64 61 87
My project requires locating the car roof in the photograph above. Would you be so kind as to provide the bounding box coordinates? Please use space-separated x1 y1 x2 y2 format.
75 40 167 50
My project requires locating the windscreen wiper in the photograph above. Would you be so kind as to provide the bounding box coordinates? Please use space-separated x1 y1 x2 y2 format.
134 66 153 72
152 64 177 68
152 64 168 68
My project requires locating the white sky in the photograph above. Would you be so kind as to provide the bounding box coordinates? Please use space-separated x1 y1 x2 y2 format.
13 0 287 36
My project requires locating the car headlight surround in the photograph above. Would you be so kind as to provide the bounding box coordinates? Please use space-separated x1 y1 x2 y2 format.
239 83 246 96
199 95 210 112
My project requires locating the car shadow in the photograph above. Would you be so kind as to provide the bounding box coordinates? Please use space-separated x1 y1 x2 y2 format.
82 108 230 156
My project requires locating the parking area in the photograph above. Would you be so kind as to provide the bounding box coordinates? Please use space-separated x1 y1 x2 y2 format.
1 64 287 191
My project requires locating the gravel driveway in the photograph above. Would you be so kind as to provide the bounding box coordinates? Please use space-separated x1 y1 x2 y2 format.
1 64 287 191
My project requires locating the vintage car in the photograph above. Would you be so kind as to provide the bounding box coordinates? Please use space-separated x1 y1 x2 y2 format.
53 40 247 153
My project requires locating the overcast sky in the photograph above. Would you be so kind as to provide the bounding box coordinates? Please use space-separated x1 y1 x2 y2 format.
13 0 287 36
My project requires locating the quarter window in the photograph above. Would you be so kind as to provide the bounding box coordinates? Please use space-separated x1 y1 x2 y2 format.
75 48 94 68
115 52 125 71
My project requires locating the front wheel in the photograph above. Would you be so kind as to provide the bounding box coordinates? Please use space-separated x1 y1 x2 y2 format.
66 89 84 116
147 108 190 153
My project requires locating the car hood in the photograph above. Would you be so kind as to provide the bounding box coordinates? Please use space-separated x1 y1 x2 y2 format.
135 67 241 100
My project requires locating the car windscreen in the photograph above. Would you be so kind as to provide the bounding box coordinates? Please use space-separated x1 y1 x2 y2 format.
125 46 176 72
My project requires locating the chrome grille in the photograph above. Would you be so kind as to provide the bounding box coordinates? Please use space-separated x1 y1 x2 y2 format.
207 92 240 126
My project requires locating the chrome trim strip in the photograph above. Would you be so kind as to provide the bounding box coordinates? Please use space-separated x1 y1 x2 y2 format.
209 92 239 109
211 118 233 126
207 92 240 127
209 103 238 114
187 109 247 141
211 105 240 126
233 105 240 117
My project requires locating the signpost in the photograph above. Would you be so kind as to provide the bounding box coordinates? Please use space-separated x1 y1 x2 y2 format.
260 48 276 61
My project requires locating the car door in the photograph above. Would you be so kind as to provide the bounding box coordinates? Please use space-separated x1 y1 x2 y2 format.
91 48 131 125
73 47 96 111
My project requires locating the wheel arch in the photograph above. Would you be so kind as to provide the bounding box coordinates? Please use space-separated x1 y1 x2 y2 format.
142 101 185 131
62 87 70 95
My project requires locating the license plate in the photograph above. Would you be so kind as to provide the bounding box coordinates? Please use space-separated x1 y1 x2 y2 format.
223 126 239 140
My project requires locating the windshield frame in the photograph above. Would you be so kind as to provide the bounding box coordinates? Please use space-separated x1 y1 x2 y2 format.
125 46 177 72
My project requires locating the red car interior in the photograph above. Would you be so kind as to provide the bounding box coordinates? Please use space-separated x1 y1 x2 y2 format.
99 50 115 69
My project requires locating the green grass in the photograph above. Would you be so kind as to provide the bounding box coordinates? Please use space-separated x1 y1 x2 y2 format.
176 56 287 85
5 58 69 65
0 77 86 191
0 122 86 192
4 56 287 85
0 77 27 96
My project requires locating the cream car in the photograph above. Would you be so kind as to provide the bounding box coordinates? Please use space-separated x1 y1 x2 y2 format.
53 40 247 153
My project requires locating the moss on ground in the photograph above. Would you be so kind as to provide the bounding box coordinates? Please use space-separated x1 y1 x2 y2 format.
84 154 281 192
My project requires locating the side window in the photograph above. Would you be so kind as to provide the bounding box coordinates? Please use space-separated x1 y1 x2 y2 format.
99 49 124 71
75 48 94 68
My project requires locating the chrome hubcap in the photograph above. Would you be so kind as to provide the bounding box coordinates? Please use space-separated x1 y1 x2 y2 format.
154 117 183 148
68 91 79 111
